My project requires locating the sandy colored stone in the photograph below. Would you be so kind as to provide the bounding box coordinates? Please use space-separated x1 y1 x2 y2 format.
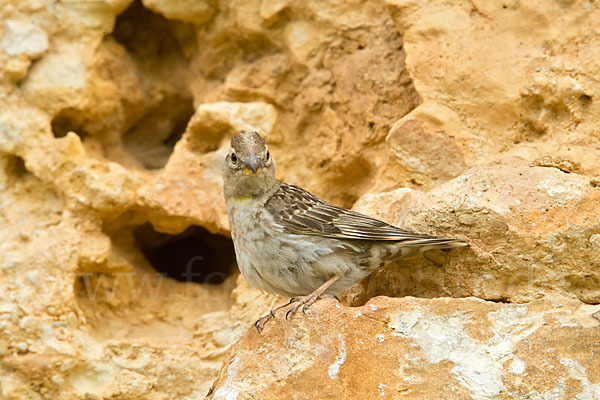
531 155 583 174
208 296 600 400
350 165 600 305
380 112 467 189
186 101 277 153
142 0 216 25
1 19 48 56
1 0 600 398
383 0 600 182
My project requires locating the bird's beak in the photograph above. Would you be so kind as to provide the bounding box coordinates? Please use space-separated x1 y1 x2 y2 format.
243 154 262 176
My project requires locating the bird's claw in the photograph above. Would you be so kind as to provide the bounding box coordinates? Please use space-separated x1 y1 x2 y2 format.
285 305 298 320
254 309 276 334
254 319 262 334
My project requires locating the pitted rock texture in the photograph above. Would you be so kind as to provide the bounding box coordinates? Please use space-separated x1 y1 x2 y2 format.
0 0 600 398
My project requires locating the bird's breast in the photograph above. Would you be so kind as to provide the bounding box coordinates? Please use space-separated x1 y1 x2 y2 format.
226 199 270 251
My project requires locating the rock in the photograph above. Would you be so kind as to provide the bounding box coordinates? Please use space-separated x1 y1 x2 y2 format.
104 369 153 399
381 109 467 189
0 375 42 400
208 296 600 400
259 0 289 26
20 44 88 112
1 20 48 57
1 0 600 397
351 165 600 304
283 20 323 66
185 101 277 153
352 187 413 222
531 155 583 174
0 19 48 81
142 0 216 25
385 0 600 177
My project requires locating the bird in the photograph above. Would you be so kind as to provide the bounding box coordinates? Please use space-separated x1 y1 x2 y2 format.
222 130 468 332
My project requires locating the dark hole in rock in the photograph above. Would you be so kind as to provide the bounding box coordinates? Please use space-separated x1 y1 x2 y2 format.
121 95 194 169
111 0 196 169
51 108 89 140
133 223 236 284
579 94 592 106
5 154 28 177
487 297 510 304
113 0 195 61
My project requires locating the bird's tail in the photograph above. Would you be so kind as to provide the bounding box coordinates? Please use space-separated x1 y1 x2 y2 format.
380 237 469 263
412 238 469 253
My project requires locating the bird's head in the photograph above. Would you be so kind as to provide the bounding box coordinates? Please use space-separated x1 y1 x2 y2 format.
222 131 277 200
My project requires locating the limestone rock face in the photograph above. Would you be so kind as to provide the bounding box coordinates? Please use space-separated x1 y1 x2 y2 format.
208 296 600 400
349 165 600 305
1 0 600 398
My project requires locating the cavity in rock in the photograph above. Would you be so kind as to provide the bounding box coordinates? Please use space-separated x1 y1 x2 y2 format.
133 223 236 284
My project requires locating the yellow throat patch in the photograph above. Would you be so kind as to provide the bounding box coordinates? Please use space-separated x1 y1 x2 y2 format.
230 194 253 202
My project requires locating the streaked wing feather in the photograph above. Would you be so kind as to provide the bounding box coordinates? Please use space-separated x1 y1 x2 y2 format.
265 182 444 242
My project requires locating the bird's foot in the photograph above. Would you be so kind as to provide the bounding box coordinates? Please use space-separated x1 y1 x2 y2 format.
254 275 341 334
285 292 330 320
254 297 299 333
253 294 341 333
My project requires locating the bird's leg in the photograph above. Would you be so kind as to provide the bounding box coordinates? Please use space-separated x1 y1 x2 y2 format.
285 275 341 319
255 297 301 333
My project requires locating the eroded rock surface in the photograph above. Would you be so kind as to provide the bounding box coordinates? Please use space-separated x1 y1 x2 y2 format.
349 165 600 305
1 0 599 398
208 296 600 400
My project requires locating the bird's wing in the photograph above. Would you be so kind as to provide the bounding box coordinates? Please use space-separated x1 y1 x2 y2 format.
264 182 457 243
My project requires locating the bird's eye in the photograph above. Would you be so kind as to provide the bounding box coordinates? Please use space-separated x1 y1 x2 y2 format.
231 153 238 163
266 151 270 161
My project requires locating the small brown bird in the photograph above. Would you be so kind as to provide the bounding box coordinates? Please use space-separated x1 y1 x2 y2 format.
222 131 468 332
